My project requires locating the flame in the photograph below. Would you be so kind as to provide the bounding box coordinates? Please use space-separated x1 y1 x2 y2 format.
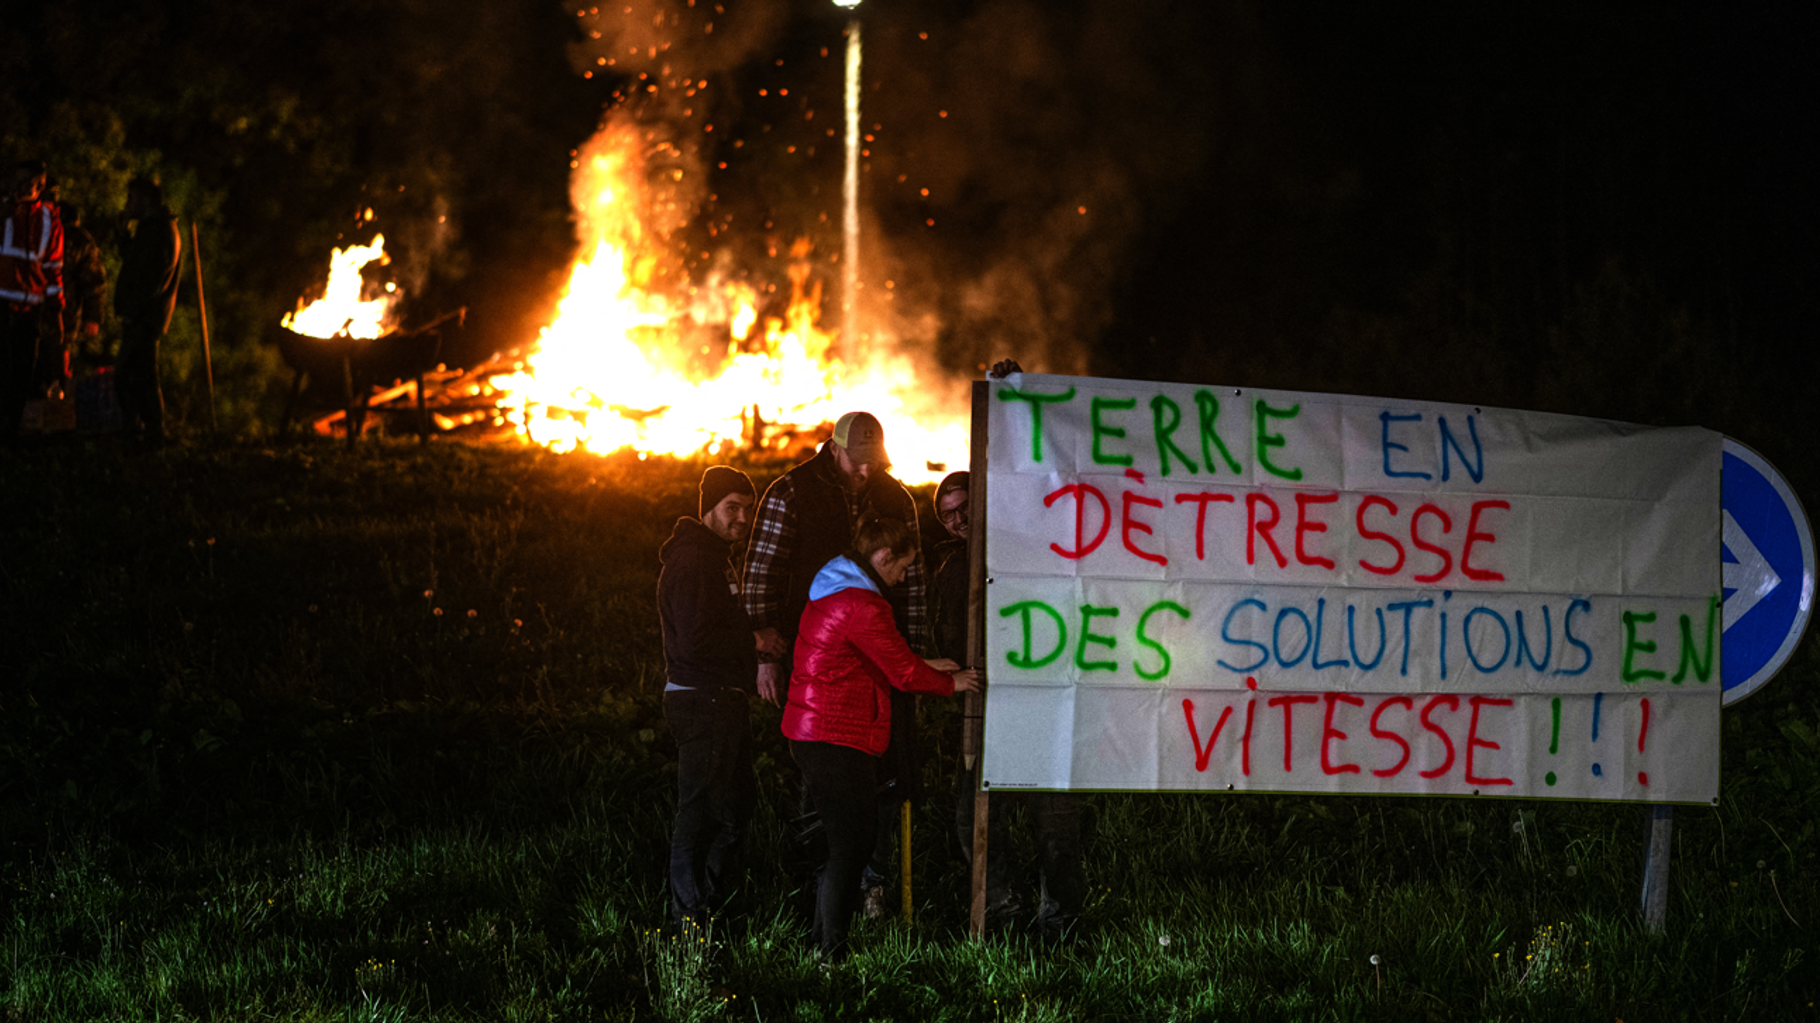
489 120 967 483
282 236 397 339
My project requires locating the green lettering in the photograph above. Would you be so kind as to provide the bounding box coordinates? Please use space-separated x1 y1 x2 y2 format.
999 600 1067 669
1671 593 1719 683
997 386 1075 463
1195 390 1243 473
1135 600 1191 681
1254 400 1304 481
1091 397 1137 467
1621 610 1666 682
1150 395 1199 477
1076 604 1120 672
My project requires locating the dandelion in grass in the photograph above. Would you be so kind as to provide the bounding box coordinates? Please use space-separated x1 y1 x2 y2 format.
467 609 477 617
433 608 443 616
1158 933 1171 948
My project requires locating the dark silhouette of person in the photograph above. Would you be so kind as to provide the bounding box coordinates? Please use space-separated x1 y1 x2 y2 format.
114 177 180 448
43 181 106 368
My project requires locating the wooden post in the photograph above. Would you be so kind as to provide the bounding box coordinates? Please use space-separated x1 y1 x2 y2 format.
189 222 216 430
1640 805 1673 934
965 380 991 937
900 798 913 922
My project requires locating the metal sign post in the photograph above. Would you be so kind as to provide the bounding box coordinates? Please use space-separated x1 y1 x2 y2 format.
1639 438 1813 934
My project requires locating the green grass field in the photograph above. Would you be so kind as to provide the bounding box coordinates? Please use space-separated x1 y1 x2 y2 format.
2 438 1815 1021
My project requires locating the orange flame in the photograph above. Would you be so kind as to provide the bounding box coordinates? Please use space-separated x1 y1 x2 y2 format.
282 236 398 339
488 120 967 483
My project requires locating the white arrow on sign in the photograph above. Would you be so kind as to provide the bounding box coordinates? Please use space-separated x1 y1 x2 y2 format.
1722 509 1780 630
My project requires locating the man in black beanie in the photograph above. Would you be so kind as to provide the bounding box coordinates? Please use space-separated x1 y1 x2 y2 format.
657 465 782 934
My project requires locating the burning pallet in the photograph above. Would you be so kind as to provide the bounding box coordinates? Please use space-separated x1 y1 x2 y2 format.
277 308 467 445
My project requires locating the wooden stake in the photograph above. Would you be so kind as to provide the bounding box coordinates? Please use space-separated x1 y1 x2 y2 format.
965 380 991 937
900 797 913 923
189 222 217 430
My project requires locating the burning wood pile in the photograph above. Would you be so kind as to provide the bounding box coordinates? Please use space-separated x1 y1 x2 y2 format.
277 120 968 477
275 307 470 443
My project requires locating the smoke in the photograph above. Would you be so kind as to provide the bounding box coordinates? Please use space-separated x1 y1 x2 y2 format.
859 0 1273 377
556 0 1282 385
567 0 789 85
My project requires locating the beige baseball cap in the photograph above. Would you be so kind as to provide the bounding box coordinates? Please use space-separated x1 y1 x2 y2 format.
831 411 889 466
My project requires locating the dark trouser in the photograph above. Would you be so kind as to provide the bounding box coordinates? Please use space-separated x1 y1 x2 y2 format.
792 739 878 961
1 304 40 439
862 688 920 892
115 319 164 445
954 775 1086 937
664 688 757 928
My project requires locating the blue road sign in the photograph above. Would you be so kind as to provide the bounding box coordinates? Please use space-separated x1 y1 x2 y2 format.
1720 439 1815 704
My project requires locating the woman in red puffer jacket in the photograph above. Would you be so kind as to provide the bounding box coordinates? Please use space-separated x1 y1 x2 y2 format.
784 513 980 962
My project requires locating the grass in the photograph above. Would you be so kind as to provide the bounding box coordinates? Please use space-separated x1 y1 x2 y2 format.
1 436 1817 1021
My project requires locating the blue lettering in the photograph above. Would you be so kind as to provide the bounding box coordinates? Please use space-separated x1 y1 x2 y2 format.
1380 411 1432 480
1218 599 1269 673
1274 606 1313 669
1439 591 1451 681
1515 606 1552 671
1463 607 1511 673
1386 599 1434 677
1556 598 1593 676
1438 414 1484 484
1347 604 1387 671
1311 598 1351 669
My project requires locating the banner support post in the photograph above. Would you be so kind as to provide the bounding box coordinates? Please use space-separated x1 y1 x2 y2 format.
1640 805 1673 934
964 379 990 937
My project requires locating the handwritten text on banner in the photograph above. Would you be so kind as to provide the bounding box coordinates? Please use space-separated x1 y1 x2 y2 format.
981 374 1721 803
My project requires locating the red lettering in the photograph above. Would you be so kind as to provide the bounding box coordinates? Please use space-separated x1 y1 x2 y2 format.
1418 694 1459 779
1266 694 1318 772
1460 500 1509 582
1173 492 1234 560
1182 698 1235 772
1294 492 1340 570
1121 490 1167 566
1369 696 1413 777
1465 696 1515 786
1246 493 1288 568
1356 495 1404 576
1044 483 1110 560
1321 692 1364 775
1411 504 1454 584
1241 697 1255 776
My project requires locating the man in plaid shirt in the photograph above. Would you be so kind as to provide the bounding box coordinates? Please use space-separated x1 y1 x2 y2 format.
745 411 932 695
744 410 931 917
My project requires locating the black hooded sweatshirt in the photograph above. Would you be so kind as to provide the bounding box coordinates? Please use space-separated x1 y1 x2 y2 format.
657 517 758 691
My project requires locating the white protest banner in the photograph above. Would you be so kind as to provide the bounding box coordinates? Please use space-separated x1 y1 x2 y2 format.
980 373 1721 804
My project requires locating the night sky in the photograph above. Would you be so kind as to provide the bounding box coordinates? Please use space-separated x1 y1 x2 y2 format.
9 1 1815 459
565 1 1814 438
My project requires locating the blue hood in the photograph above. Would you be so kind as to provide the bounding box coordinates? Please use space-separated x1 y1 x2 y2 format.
808 555 881 601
